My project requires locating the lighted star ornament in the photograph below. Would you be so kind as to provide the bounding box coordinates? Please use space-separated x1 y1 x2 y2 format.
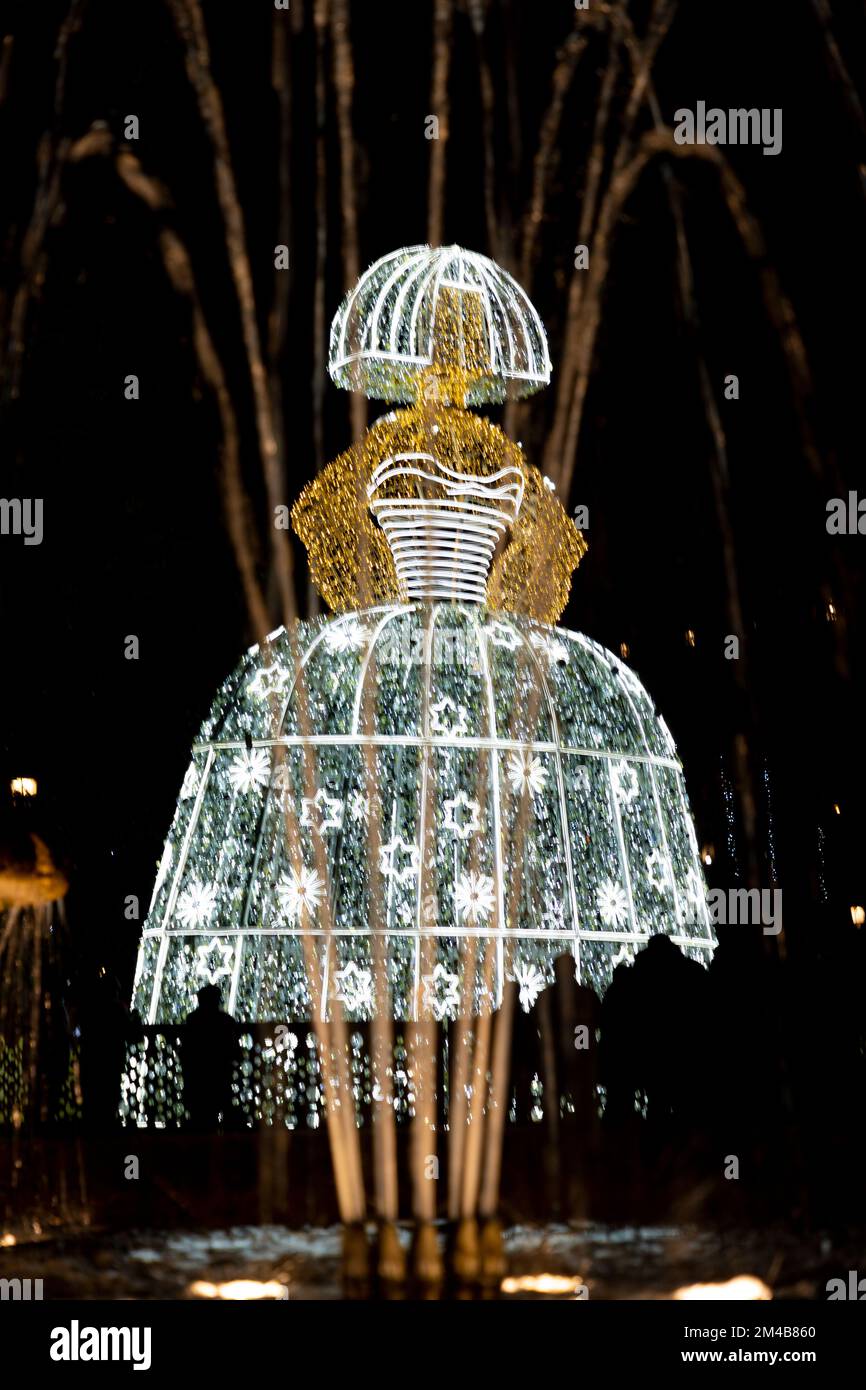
195 937 234 986
442 791 482 840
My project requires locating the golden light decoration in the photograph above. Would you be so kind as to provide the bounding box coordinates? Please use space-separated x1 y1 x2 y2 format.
188 1279 288 1300
673 1275 772 1301
501 1273 587 1297
293 385 584 624
850 905 865 927
10 777 37 797
0 833 68 908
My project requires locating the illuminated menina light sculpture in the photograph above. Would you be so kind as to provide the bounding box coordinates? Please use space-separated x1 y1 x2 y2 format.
132 245 715 1034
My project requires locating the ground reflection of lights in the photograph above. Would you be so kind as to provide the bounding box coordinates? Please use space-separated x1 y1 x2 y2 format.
501 1273 587 1297
672 1275 772 1301
188 1278 288 1300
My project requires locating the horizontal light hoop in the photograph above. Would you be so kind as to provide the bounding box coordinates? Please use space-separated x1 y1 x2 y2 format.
192 733 682 770
142 926 714 948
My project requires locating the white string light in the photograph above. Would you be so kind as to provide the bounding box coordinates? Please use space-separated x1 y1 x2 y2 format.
367 451 524 602
329 245 551 403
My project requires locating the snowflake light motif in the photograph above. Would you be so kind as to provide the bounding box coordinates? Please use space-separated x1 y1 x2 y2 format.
422 964 461 1021
378 837 420 885
429 696 470 737
300 788 345 835
597 878 629 928
247 664 291 702
180 763 199 801
228 747 271 794
573 764 592 798
455 870 496 923
530 632 570 666
645 848 673 894
506 750 548 797
324 619 368 652
195 936 234 985
485 620 521 651
177 880 219 929
276 866 325 923
333 961 374 1013
611 941 634 969
541 899 568 934
512 960 546 1012
442 790 481 840
610 759 639 810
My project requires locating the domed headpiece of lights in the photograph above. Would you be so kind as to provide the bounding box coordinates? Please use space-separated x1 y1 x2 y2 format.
328 244 552 405
132 247 715 1045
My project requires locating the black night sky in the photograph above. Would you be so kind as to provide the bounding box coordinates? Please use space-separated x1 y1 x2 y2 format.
2 0 865 998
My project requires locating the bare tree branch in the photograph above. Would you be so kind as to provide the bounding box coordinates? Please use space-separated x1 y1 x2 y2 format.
427 0 453 247
166 0 296 628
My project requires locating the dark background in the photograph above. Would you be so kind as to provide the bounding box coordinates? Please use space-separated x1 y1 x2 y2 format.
1 0 864 994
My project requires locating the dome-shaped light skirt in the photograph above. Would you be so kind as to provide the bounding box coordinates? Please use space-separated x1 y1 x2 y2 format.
133 605 715 1025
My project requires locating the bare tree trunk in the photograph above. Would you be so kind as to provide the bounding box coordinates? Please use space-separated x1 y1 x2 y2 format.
479 981 516 1218
427 0 452 247
268 8 293 590
2 0 87 397
505 11 587 452
330 0 366 447
167 0 296 629
469 1 502 263
543 38 621 486
106 143 272 638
